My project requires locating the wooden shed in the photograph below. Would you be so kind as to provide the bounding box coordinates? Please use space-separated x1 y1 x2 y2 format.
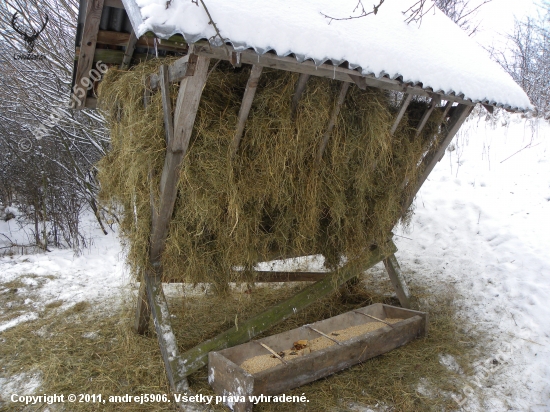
70 0 531 404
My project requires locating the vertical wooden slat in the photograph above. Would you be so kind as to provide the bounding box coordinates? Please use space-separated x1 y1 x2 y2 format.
383 254 411 308
290 73 310 117
317 81 350 162
415 95 441 136
231 64 263 157
390 93 413 136
402 103 474 213
159 65 175 145
73 0 104 109
120 30 138 70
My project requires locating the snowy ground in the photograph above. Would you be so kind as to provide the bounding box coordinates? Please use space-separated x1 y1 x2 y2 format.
0 113 548 410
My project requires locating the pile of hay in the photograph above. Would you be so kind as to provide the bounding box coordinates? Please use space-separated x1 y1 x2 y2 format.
98 59 441 288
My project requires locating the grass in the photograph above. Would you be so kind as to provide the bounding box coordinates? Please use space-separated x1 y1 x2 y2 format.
0 268 489 411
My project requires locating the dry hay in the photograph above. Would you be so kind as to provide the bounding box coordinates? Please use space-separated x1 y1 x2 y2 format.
97 59 442 288
0 275 485 412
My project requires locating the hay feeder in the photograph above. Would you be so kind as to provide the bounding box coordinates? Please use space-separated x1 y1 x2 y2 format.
70 0 531 407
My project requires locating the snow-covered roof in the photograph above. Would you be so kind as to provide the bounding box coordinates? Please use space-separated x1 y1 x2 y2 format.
122 0 532 112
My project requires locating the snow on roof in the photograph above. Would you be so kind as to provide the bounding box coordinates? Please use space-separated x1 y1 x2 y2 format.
123 0 532 111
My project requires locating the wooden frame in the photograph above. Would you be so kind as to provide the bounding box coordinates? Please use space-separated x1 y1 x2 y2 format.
71 2 480 394
125 45 475 394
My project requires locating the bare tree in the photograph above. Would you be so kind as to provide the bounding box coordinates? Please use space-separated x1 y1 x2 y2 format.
491 3 550 117
0 0 110 250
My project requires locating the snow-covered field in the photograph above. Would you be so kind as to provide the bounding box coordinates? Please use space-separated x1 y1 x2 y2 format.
0 113 549 410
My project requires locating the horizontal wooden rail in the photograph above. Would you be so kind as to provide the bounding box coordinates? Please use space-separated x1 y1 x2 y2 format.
179 241 397 375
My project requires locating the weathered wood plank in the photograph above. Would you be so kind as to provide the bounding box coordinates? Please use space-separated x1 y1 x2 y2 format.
120 30 138 70
104 0 123 8
390 93 413 136
144 272 189 392
149 55 210 265
179 241 397 376
193 43 476 106
74 47 149 64
149 53 198 91
254 271 328 282
73 0 105 109
383 254 411 308
133 277 150 334
159 65 175 145
232 64 263 157
96 30 187 51
290 73 310 117
415 95 441 136
163 271 329 283
317 81 350 162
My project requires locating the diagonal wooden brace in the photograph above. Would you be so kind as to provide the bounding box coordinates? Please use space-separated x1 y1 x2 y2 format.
178 241 397 376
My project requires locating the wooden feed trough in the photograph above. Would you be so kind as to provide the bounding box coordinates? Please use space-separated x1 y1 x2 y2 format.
209 303 428 412
70 0 531 408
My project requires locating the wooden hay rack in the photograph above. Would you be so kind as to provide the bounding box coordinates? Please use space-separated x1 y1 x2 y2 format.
69 0 515 405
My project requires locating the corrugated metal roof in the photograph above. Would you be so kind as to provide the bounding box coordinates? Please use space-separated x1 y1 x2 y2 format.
119 0 531 112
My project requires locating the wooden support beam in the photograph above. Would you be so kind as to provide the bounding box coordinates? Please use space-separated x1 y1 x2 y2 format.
390 93 413 136
179 241 397 376
104 0 123 8
290 73 310 117
133 277 150 334
193 43 475 106
231 64 263 157
402 103 473 213
143 271 190 393
149 53 198 91
439 100 454 125
149 55 210 265
254 271 328 282
383 254 411 308
317 81 350 162
159 65 175 145
96 30 188 51
73 0 105 109
74 47 149 65
415 95 441 136
120 30 138 70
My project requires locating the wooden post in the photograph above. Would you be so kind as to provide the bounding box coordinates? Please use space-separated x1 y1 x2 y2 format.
383 254 411 308
390 93 413 136
150 55 211 264
290 73 310 117
231 64 263 157
133 55 210 403
120 30 137 70
73 0 105 109
179 241 397 376
317 82 350 162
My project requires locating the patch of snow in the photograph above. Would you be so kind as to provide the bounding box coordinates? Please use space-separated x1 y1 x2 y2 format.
0 371 42 401
123 0 531 110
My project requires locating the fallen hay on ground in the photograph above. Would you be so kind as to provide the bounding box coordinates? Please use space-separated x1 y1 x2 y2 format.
0 274 487 411
98 60 442 288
